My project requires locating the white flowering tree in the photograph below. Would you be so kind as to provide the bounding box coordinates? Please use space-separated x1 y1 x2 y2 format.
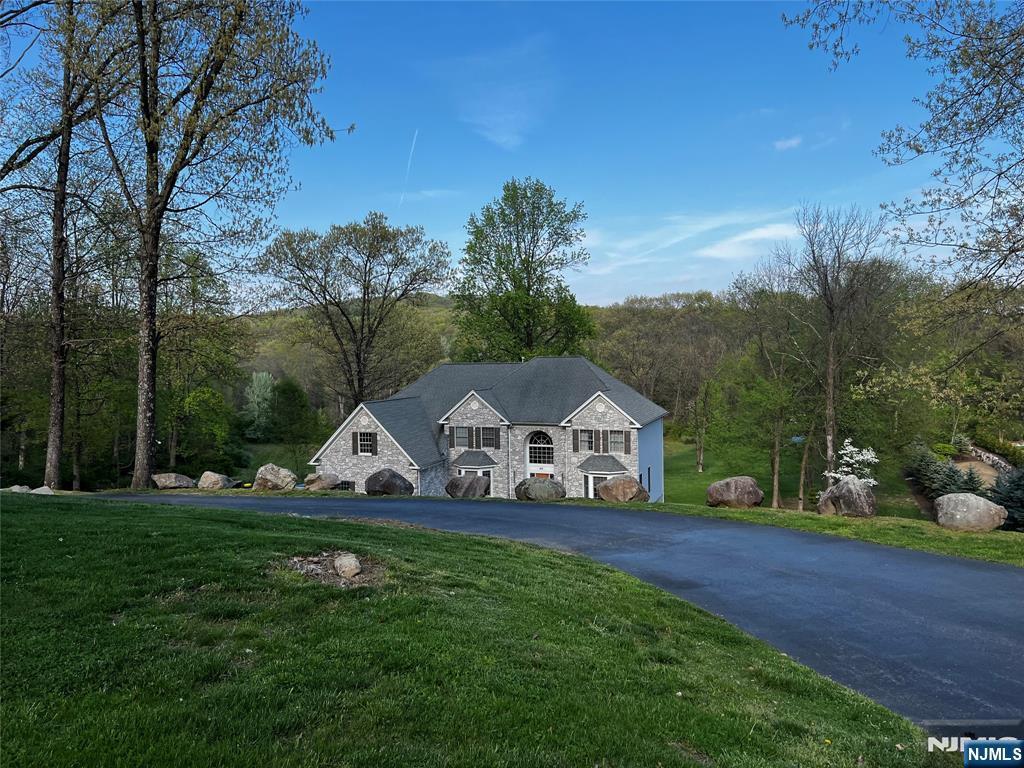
823 438 879 486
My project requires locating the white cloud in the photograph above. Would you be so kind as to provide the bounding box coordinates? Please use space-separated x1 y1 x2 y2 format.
695 222 799 260
773 135 803 151
433 36 554 150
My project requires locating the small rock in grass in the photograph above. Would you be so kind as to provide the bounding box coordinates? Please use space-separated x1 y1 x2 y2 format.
333 552 362 578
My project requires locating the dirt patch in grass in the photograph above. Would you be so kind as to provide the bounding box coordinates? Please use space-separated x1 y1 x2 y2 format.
283 550 385 588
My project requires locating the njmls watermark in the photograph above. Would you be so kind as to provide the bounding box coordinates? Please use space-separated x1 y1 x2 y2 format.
928 737 1021 753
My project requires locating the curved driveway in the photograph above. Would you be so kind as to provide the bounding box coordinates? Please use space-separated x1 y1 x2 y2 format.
116 493 1024 736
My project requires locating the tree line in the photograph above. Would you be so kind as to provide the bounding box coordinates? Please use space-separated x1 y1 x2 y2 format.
2 0 1021 494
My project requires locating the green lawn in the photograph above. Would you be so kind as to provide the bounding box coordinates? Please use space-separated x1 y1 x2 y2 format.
1 494 953 767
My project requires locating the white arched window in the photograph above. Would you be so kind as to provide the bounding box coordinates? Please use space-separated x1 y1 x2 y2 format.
526 431 555 478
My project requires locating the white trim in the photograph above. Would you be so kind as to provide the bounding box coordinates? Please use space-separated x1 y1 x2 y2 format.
559 391 640 427
308 403 420 469
437 390 509 425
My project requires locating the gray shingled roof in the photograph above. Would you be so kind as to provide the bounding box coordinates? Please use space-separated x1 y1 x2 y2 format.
577 454 628 474
355 357 667 470
451 450 498 468
362 397 444 468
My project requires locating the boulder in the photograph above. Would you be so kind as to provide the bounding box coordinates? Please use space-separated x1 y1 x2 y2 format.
817 475 876 517
29 486 54 495
706 476 764 508
597 475 649 503
445 474 491 498
197 471 235 490
151 472 195 490
252 463 297 491
514 477 566 502
935 493 1007 532
8 485 31 494
365 468 414 496
333 552 362 579
304 472 344 491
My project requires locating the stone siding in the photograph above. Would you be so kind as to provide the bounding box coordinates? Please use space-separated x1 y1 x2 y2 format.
564 396 639 497
508 424 569 494
445 393 509 498
316 407 419 493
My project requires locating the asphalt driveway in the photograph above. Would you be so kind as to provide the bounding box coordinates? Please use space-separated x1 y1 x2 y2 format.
114 493 1024 736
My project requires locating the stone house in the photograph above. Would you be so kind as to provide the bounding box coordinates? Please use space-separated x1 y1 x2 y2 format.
309 356 667 500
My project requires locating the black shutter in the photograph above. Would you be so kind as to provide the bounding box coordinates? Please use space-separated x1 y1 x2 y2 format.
448 427 455 449
602 430 609 453
370 433 378 456
624 431 631 455
494 428 501 450
475 427 482 450
352 432 358 455
572 429 579 452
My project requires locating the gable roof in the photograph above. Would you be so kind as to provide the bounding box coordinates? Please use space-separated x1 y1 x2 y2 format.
363 397 444 468
315 357 667 471
451 450 498 468
577 455 629 474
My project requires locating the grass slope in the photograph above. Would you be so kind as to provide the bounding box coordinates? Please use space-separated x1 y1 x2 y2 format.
657 441 1023 567
664 441 921 517
1 494 953 767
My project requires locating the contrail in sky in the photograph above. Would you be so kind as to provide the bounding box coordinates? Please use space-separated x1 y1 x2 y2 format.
398 128 419 209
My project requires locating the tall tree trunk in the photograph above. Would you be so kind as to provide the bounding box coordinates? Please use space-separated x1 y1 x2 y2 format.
797 424 815 512
43 1 75 489
770 418 782 509
131 239 159 489
168 422 178 468
72 440 82 491
823 334 837 485
18 421 27 470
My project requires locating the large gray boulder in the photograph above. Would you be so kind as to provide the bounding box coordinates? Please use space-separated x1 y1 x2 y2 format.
304 472 344 491
935 493 1007 532
8 485 31 494
597 475 649 503
445 474 491 498
29 486 54 495
151 472 195 490
365 468 414 496
706 476 764 508
514 477 566 502
197 471 235 490
817 475 876 517
252 463 297 491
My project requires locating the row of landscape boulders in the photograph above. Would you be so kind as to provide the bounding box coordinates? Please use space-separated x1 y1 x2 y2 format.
817 475 877 517
7 485 53 495
253 463 297 491
706 476 764 508
151 472 195 490
304 472 344 491
365 468 414 496
446 474 490 498
198 471 237 490
934 492 1007 532
597 475 649 503
515 477 566 501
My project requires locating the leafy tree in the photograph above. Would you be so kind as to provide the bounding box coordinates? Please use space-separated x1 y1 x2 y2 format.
90 0 332 487
786 1 1024 330
454 177 594 360
261 213 451 408
243 372 275 442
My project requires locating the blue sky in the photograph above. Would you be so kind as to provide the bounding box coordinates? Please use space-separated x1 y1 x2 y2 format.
278 1 934 304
